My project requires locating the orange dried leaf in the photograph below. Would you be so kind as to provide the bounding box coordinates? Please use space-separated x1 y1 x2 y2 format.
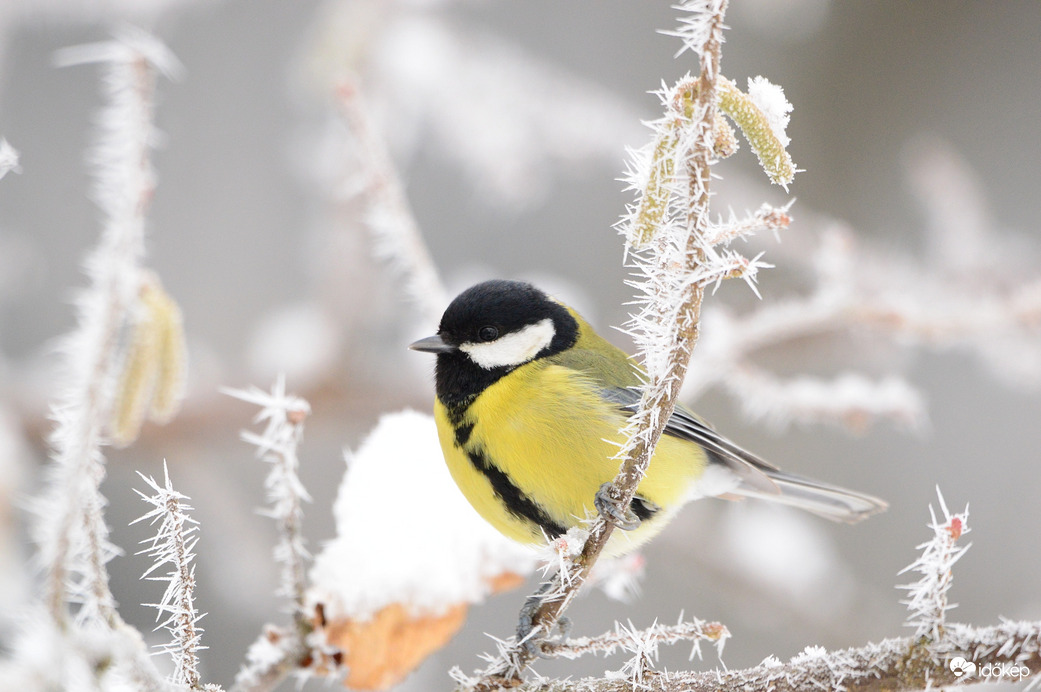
326 602 468 691
486 571 526 594
319 570 527 690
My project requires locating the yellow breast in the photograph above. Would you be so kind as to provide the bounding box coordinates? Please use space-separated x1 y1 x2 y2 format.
433 361 707 556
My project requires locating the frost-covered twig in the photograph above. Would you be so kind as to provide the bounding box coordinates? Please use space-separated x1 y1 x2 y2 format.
133 464 204 689
455 619 728 692
226 377 324 692
472 2 766 684
488 496 1040 692
899 488 970 641
683 138 1041 431
541 617 729 664
722 366 926 432
34 27 179 629
502 621 1041 691
233 628 306 692
15 28 188 692
309 8 641 210
225 376 312 613
336 79 449 324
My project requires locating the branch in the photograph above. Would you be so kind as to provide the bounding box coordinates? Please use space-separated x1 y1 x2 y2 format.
539 618 729 662
336 79 449 324
233 623 331 692
481 490 1041 691
899 488 970 641
227 377 336 692
11 28 189 692
469 2 741 686
506 622 1041 691
35 26 179 631
133 463 205 690
683 138 1041 430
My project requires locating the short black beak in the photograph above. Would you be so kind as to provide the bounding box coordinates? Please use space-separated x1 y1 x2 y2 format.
409 334 457 354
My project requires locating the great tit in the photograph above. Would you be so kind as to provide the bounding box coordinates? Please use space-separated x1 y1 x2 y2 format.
411 279 886 557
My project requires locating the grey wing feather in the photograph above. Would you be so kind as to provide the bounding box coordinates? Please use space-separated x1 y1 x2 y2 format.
731 469 888 523
600 387 780 493
600 387 888 523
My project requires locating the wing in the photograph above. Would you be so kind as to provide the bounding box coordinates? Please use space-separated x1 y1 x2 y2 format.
598 386 781 494
545 314 886 523
599 386 888 523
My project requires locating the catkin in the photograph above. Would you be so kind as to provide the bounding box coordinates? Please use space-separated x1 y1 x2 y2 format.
149 285 186 423
631 126 679 249
717 77 795 187
109 274 187 446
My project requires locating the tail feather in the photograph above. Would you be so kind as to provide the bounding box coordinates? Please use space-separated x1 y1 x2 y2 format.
730 470 887 524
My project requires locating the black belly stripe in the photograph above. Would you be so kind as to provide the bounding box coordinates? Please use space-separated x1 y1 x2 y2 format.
454 421 474 447
465 446 568 539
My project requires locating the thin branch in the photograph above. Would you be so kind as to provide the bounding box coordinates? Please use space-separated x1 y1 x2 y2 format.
225 376 312 614
232 624 319 692
683 139 1041 428
471 3 735 686
133 463 205 690
508 622 1041 691
227 377 333 692
899 488 970 641
493 490 1040 691
13 29 177 692
540 618 729 662
336 78 449 324
35 27 178 631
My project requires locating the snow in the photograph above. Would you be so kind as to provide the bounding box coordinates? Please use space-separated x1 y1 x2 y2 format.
746 76 793 147
309 410 538 621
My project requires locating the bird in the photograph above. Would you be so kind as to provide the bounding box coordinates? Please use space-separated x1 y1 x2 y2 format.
410 279 886 557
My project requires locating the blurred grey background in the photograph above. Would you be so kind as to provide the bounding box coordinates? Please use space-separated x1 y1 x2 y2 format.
1 0 1039 689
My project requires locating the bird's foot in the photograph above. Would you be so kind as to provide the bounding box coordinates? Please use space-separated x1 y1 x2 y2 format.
595 482 641 530
516 583 572 659
516 583 549 658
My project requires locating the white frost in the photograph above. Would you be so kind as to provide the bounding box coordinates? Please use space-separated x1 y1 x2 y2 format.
0 139 20 180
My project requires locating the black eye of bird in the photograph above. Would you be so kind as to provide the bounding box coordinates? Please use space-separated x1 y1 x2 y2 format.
478 326 499 342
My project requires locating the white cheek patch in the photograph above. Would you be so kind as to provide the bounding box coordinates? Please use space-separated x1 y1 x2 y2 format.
460 318 556 370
